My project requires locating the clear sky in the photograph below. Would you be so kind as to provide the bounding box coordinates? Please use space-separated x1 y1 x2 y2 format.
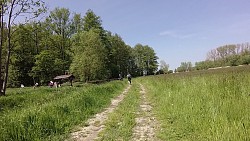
43 0 250 70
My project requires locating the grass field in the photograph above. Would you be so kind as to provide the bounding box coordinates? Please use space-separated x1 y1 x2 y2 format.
0 66 250 141
138 66 250 140
0 81 126 141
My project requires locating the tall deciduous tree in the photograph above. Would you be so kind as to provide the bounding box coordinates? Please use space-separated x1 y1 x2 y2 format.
133 44 158 75
107 33 132 78
32 50 64 84
46 7 72 72
133 44 145 75
9 24 36 87
0 0 46 95
71 13 82 34
82 9 113 77
83 9 103 32
159 60 169 74
70 29 107 81
177 62 192 72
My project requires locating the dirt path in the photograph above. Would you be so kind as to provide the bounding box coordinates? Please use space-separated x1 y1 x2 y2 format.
68 85 131 141
131 84 161 141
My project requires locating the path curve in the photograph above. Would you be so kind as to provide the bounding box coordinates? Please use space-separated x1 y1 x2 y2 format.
68 85 131 141
132 84 161 141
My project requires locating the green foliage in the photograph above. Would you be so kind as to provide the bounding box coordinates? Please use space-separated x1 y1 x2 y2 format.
133 44 158 75
48 7 71 37
168 70 173 74
0 81 126 141
7 65 21 87
240 55 250 65
0 0 47 95
159 60 169 74
2 7 159 88
83 9 103 32
138 66 250 140
107 33 132 78
177 62 192 72
195 60 212 70
46 7 72 71
71 13 82 34
195 43 250 70
9 24 38 86
31 50 65 84
70 30 108 81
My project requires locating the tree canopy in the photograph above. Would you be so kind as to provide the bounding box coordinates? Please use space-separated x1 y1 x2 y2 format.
0 5 159 90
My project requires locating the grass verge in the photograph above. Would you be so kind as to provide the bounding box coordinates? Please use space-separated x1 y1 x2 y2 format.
138 67 250 140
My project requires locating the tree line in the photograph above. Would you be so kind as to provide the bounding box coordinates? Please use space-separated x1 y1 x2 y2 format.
195 43 250 70
0 1 158 95
173 43 250 73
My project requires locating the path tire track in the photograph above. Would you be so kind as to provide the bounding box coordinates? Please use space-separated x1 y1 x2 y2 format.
68 85 131 141
132 84 161 141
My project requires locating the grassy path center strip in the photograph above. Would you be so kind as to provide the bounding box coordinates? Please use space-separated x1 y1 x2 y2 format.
68 85 131 141
97 83 140 141
131 84 161 141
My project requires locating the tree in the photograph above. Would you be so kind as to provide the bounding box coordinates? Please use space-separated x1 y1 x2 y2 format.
241 55 250 65
0 0 46 95
70 29 107 81
31 50 64 85
177 62 192 72
107 33 132 78
71 13 82 34
9 24 37 87
159 60 169 74
133 44 146 75
206 49 217 61
49 7 71 35
82 9 112 77
195 60 214 70
46 7 72 72
133 44 158 76
197 42 250 69
227 55 240 66
143 45 158 75
83 9 103 32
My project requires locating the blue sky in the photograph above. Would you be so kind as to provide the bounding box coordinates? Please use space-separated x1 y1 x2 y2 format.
43 0 250 70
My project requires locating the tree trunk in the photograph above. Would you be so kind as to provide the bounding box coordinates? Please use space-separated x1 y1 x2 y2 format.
0 2 4 96
2 48 11 95
1 0 15 96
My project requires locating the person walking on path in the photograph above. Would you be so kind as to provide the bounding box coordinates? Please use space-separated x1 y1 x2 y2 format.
127 73 132 84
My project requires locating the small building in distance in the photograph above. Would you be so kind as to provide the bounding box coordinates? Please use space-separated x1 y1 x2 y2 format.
54 74 75 86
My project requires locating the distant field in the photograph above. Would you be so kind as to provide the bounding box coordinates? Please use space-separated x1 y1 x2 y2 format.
137 65 250 140
0 81 126 141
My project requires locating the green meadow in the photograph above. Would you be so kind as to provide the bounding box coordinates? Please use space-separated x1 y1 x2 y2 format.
0 66 249 141
0 81 126 141
138 66 250 140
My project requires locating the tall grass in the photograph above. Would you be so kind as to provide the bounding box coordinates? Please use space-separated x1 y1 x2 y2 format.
138 66 250 140
98 83 140 141
0 86 76 114
0 81 126 141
